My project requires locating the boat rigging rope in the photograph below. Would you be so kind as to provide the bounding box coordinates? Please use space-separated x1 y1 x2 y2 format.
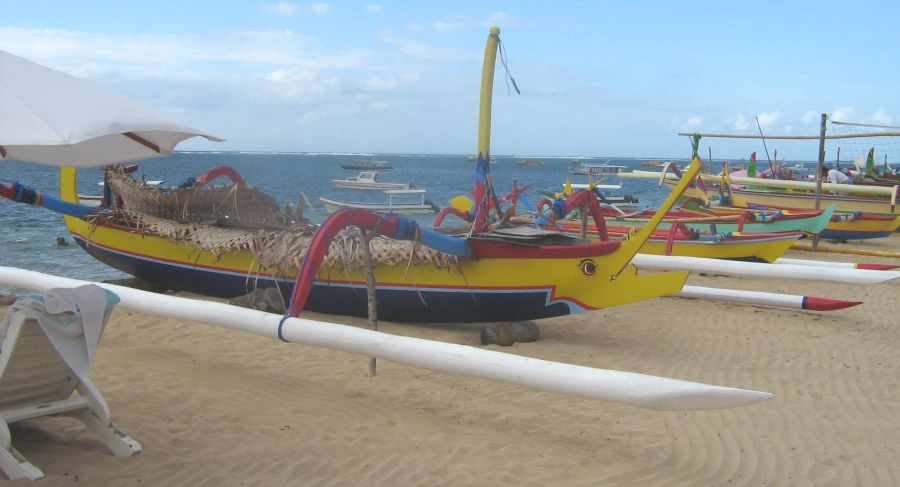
497 38 520 96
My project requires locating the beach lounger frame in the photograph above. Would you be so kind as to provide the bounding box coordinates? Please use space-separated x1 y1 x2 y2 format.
0 307 141 481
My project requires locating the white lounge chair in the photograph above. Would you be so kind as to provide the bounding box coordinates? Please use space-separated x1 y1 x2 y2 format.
0 286 141 481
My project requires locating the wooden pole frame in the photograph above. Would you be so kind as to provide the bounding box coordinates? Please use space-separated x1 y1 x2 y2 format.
678 131 900 140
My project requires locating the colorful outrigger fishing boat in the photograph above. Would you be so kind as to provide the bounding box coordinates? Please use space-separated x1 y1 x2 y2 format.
519 184 811 262
599 202 835 235
597 224 800 262
624 169 900 240
689 174 899 240
516 212 804 263
48 163 703 323
3 27 706 324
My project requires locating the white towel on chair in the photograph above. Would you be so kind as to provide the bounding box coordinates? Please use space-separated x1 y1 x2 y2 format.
1 284 119 381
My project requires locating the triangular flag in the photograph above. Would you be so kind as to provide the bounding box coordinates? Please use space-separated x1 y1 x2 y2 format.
448 193 475 213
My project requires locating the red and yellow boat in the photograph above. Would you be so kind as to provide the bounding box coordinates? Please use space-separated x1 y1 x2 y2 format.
661 175 900 240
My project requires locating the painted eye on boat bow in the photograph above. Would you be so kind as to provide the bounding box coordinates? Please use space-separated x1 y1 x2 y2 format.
578 258 597 276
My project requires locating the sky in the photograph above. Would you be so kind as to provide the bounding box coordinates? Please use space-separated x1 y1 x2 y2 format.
2 1 899 159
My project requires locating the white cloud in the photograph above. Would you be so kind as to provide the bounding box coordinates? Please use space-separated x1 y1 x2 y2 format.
868 108 892 125
433 21 465 35
485 12 522 28
399 71 420 83
733 113 750 131
408 20 467 34
407 12 521 35
377 33 472 61
801 111 820 124
263 2 300 17
311 3 330 15
681 115 703 130
364 75 397 91
756 111 783 130
364 4 382 13
0 27 392 74
262 67 340 103
830 106 856 123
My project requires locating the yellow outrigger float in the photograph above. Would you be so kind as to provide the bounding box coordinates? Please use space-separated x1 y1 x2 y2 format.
47 27 702 323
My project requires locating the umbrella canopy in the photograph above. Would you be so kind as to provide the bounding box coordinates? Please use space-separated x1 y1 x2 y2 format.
0 50 222 167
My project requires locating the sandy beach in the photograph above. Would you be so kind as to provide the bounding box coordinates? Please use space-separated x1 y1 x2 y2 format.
1 235 898 486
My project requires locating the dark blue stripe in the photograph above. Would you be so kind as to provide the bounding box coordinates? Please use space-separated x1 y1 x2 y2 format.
819 230 892 240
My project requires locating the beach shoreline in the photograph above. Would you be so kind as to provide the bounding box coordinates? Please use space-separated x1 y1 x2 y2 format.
1 234 898 485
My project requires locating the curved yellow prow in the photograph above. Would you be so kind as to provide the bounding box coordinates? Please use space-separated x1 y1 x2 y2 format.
59 166 83 231
605 156 702 278
476 26 500 161
59 167 79 203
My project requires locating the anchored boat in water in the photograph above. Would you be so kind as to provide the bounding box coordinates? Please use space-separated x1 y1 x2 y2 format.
332 171 412 190
320 189 440 215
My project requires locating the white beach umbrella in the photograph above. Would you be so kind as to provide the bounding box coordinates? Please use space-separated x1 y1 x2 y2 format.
0 49 222 167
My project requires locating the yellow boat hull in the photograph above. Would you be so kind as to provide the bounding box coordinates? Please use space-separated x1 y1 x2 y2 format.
60 169 688 322
628 234 800 263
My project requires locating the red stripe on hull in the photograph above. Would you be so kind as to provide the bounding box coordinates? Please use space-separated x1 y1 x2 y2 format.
857 263 899 271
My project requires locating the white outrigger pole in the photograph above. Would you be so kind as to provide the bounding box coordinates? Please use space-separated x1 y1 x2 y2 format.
0 27 773 411
0 266 770 411
632 254 900 285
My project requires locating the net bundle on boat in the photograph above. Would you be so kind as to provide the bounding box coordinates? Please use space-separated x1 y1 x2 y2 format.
93 170 460 275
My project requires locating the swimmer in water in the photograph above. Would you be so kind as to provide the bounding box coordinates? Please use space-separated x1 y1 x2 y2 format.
56 237 69 246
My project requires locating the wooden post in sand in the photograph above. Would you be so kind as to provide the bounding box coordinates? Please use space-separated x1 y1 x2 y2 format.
358 228 378 377
812 113 827 252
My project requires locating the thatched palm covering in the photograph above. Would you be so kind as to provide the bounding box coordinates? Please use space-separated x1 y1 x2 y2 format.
93 171 460 276
106 169 282 227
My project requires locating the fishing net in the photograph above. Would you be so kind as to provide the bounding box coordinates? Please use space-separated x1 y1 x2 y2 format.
827 119 900 175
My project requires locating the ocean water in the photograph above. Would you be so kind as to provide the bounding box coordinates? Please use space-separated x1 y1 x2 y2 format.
0 152 681 286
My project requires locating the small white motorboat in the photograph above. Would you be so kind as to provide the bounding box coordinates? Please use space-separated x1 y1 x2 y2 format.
564 164 639 207
332 171 412 190
569 163 626 176
320 189 439 215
